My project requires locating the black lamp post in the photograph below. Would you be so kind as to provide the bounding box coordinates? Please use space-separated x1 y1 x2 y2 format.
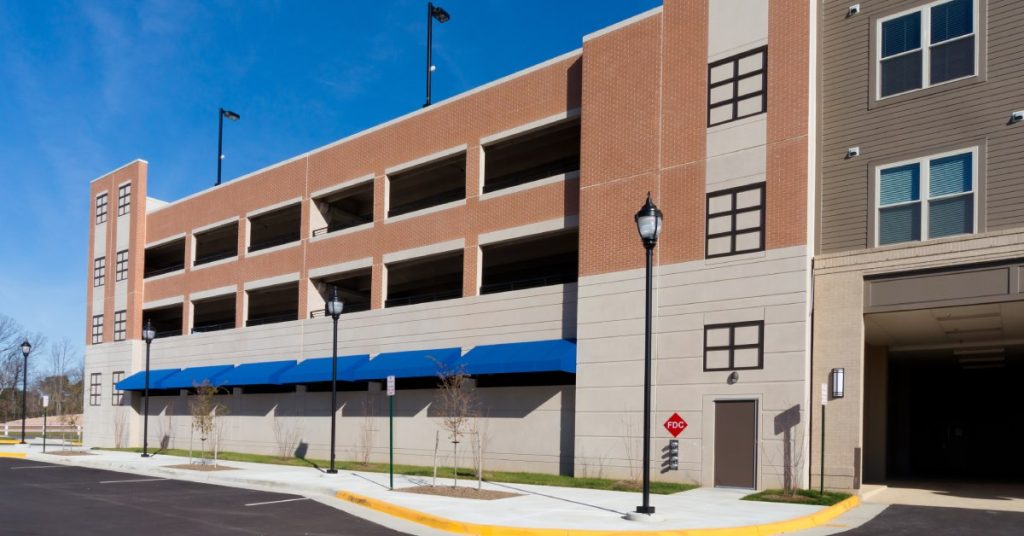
423 2 450 107
325 287 344 474
141 319 155 457
634 193 663 516
19 340 31 444
216 107 241 186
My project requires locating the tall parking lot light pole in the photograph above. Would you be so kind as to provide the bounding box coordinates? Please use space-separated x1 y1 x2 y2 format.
325 287 345 474
216 108 240 186
141 319 155 457
634 193 662 516
423 2 450 107
19 340 31 444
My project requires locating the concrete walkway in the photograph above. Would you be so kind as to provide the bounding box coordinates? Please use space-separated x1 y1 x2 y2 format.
0 442 854 534
863 480 1024 513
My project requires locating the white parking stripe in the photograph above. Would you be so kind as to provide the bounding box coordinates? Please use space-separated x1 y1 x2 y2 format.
98 478 166 484
244 497 310 507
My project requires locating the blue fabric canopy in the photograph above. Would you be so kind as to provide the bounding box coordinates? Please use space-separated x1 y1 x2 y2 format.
116 368 181 391
277 355 369 384
160 365 235 390
349 348 461 381
457 339 576 375
218 360 298 387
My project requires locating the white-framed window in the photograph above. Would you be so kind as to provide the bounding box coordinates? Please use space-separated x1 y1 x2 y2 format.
876 147 977 246
112 371 125 405
118 183 131 216
877 0 978 99
95 193 108 224
90 373 102 406
114 310 127 341
91 314 104 344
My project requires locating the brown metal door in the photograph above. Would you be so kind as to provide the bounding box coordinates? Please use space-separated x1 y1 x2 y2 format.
714 400 757 488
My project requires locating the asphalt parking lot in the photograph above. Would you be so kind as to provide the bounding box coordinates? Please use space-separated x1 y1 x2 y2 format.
837 504 1024 536
0 458 408 536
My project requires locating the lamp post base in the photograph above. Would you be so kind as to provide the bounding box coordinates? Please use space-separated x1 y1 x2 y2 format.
326 469 338 474
625 509 661 523
141 453 150 458
634 505 656 515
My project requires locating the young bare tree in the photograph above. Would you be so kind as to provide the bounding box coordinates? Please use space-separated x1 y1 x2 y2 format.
358 392 377 466
271 406 302 460
436 363 478 488
189 382 227 465
113 408 129 449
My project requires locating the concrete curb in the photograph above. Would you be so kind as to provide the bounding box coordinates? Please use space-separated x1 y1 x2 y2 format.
335 490 861 536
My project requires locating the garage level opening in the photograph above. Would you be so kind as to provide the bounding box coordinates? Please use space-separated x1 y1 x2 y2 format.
311 268 372 316
246 282 298 326
483 118 580 194
144 238 185 278
249 204 301 253
194 222 238 266
192 294 236 333
143 304 183 338
387 152 465 218
480 230 578 294
312 182 374 237
385 251 463 308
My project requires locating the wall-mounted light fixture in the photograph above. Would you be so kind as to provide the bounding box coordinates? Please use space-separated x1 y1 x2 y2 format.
847 147 861 158
848 4 861 17
1011 111 1023 123
831 367 845 399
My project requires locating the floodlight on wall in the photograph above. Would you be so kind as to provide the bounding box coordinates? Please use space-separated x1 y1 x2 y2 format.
848 4 861 17
1011 111 1023 124
847 147 861 158
831 367 845 399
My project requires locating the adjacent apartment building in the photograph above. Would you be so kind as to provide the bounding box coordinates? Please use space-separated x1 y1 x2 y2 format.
84 0 816 491
813 0 1024 489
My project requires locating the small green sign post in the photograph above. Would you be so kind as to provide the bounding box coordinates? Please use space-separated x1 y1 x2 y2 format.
387 375 396 490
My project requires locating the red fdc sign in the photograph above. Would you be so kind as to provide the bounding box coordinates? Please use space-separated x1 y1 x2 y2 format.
664 412 688 437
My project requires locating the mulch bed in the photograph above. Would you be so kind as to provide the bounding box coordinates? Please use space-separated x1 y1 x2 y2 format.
397 485 520 500
165 463 237 472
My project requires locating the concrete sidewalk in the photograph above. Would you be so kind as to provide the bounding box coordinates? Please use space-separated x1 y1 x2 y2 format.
1 442 858 535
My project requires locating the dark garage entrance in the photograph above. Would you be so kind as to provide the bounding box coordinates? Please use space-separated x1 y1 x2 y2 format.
887 350 1024 481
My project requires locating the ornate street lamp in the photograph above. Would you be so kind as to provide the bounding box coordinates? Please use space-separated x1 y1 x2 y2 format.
634 193 662 516
325 286 344 474
141 319 156 457
19 340 31 444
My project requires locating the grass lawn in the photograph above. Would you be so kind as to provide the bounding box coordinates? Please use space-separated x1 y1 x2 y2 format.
742 488 852 506
99 447 695 495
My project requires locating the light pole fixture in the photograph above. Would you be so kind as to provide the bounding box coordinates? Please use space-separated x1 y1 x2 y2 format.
423 2 450 107
633 193 663 516
19 340 31 444
831 367 845 399
216 107 241 186
325 286 344 474
141 319 156 457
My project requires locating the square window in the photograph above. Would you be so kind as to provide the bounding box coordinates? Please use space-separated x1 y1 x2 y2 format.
91 315 103 344
707 46 767 127
877 0 978 99
112 371 125 405
90 373 102 406
95 193 108 224
114 310 127 342
876 149 975 246
115 250 129 282
93 257 106 287
704 321 764 371
705 183 766 259
118 183 131 216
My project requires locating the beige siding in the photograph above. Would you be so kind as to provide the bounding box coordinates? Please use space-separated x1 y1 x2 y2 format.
820 0 1024 253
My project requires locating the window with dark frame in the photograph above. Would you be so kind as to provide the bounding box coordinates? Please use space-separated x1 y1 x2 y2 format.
705 182 766 258
95 193 108 224
90 372 102 406
91 314 103 344
93 256 106 287
112 371 125 405
708 46 767 127
704 321 765 371
115 250 129 281
118 183 131 216
114 310 127 341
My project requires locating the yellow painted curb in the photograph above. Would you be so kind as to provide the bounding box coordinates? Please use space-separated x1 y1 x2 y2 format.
336 490 860 536
0 452 27 458
0 439 20 445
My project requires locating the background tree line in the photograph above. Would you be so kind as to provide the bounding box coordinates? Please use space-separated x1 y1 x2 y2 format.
0 314 83 423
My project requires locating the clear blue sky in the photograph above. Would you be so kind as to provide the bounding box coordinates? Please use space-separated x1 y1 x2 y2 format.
0 0 661 355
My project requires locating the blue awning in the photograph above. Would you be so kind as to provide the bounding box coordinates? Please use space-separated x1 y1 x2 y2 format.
218 360 298 387
277 355 369 384
160 365 236 390
350 347 461 381
458 339 576 375
116 368 181 391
